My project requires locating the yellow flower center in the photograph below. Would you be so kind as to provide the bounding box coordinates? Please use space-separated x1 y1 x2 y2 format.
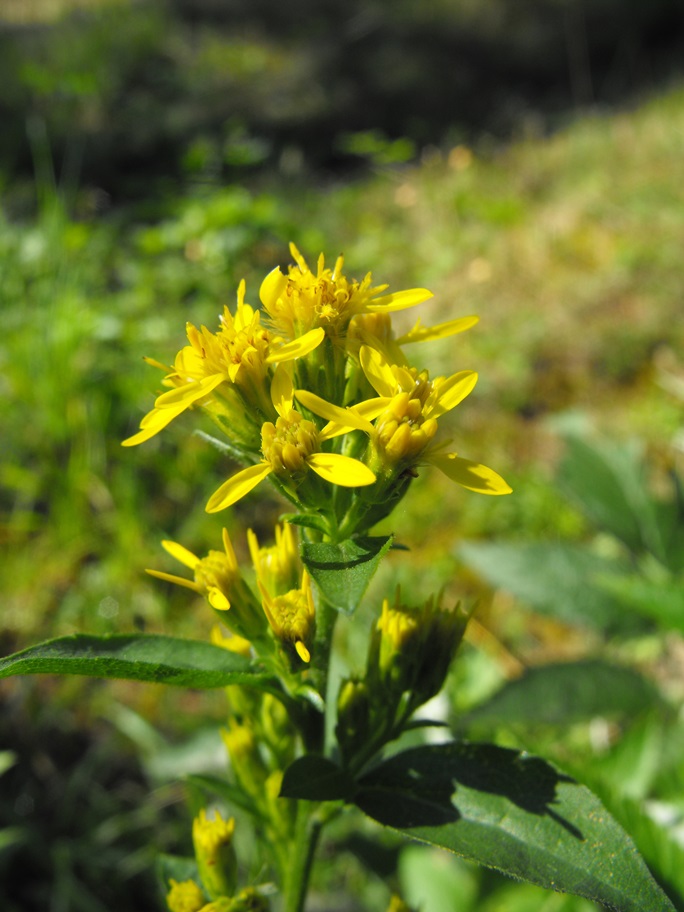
375 392 438 462
192 808 235 856
261 410 320 476
166 879 206 912
194 549 240 609
266 587 315 662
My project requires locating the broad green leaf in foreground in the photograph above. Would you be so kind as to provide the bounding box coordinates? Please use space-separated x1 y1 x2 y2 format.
461 659 662 729
0 634 274 689
302 535 393 614
354 742 675 912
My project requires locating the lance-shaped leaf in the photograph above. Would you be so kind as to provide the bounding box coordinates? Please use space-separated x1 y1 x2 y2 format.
302 535 393 614
354 742 675 912
0 634 274 690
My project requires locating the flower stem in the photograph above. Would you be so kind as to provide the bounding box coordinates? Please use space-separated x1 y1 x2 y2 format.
283 802 323 912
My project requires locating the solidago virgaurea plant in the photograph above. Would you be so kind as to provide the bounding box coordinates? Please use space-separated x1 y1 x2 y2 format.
1 244 676 912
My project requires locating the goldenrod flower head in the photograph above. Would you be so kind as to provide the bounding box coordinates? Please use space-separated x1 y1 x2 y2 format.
247 523 301 598
221 720 269 797
192 809 238 901
259 692 296 758
206 375 376 513
375 596 422 679
166 878 206 912
259 243 433 343
193 808 236 857
258 570 315 664
122 279 323 447
222 720 258 765
146 530 266 641
336 677 373 760
358 345 512 495
370 591 468 701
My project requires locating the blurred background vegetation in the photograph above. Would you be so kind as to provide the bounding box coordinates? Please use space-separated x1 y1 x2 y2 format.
1 0 684 909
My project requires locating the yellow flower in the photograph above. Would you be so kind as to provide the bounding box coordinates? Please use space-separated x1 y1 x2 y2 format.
359 345 512 494
258 570 316 664
259 243 433 343
370 590 468 700
348 311 480 365
205 371 375 513
193 809 238 900
146 529 266 641
247 523 301 597
122 280 323 447
166 879 206 912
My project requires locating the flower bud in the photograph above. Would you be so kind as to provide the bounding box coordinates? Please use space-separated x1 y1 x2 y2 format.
166 878 206 912
336 677 373 760
192 809 238 900
368 591 469 705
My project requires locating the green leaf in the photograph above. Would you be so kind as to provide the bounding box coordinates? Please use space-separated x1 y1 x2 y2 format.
461 660 662 729
0 634 274 689
280 755 355 801
280 512 331 535
354 742 675 912
589 786 684 910
598 575 684 635
302 535 393 614
458 541 639 633
557 434 661 559
185 773 262 817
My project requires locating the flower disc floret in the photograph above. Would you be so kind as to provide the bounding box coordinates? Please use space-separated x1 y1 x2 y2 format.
259 571 316 664
259 243 432 343
261 410 320 477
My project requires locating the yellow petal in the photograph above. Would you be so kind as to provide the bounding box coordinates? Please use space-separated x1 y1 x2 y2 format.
366 287 433 313
206 463 273 513
289 242 309 273
295 640 311 663
396 314 479 345
145 569 200 592
427 452 512 495
266 327 325 363
308 453 376 486
270 363 295 415
208 587 231 611
162 539 200 569
222 528 239 571
426 371 478 418
121 405 185 446
321 397 390 439
360 345 397 398
154 372 225 409
259 266 288 309
296 389 374 437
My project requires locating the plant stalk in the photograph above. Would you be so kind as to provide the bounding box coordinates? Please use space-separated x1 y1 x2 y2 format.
283 801 323 912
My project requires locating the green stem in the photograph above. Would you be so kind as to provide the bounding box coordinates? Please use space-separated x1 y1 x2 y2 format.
283 801 323 912
310 595 338 707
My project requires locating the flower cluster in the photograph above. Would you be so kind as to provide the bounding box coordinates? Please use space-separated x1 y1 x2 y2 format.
126 244 511 911
124 243 510 539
